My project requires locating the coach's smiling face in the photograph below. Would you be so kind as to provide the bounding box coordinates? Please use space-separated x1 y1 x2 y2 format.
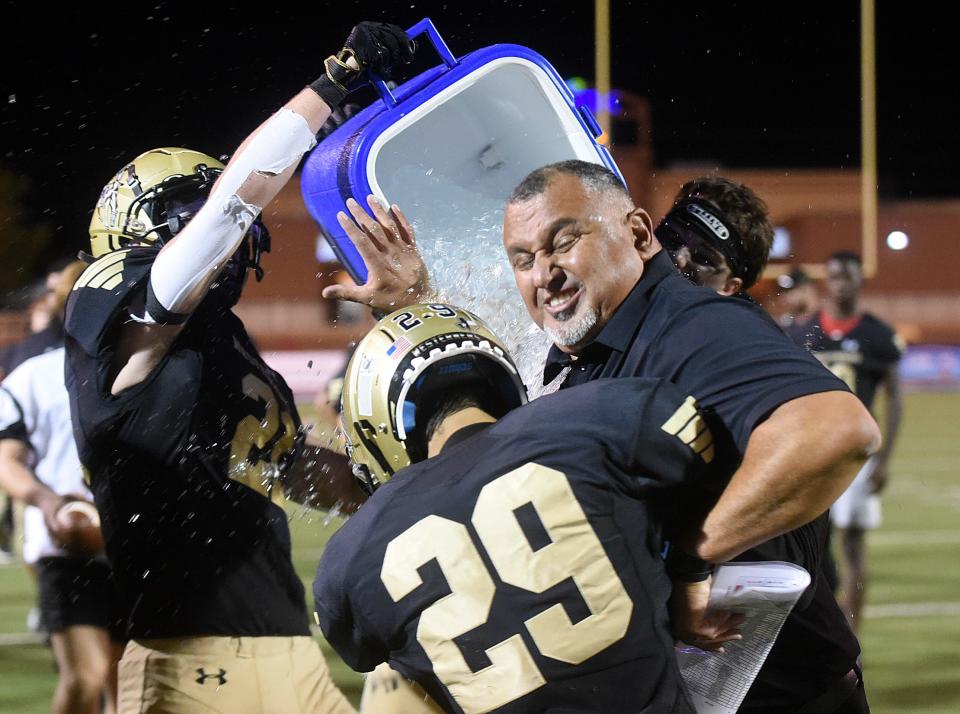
503 172 656 354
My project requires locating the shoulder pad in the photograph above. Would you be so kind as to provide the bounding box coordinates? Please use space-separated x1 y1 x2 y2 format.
65 248 156 357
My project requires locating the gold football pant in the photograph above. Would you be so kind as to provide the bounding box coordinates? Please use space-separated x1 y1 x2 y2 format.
118 635 355 714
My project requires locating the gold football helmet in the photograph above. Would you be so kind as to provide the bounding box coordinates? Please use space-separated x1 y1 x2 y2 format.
89 147 271 283
341 304 527 493
90 147 223 257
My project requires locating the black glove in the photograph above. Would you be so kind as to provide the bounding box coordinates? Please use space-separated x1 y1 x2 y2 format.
309 22 415 108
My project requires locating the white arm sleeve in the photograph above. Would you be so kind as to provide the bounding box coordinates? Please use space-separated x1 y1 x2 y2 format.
144 108 317 322
145 194 259 322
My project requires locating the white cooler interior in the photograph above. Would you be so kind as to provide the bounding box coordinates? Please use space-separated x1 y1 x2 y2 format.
369 58 600 219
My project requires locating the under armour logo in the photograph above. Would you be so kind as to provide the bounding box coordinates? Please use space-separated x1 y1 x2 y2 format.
196 668 227 685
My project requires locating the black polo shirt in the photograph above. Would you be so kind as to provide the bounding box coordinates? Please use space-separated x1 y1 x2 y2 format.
544 250 860 712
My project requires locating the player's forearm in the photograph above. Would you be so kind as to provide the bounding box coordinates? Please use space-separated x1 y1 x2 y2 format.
691 391 881 563
877 380 903 466
219 90 331 210
283 445 367 514
151 95 324 317
0 446 58 510
149 46 358 317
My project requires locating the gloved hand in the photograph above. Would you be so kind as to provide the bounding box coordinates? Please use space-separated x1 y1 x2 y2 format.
309 22 415 108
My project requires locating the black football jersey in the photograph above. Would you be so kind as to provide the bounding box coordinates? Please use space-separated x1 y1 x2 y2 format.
315 378 715 714
64 247 309 639
787 311 902 411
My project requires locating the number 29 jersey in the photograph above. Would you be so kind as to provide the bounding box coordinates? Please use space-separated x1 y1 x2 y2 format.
315 378 713 714
64 247 309 639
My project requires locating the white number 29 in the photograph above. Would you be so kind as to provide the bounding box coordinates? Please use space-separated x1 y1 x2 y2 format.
380 463 633 713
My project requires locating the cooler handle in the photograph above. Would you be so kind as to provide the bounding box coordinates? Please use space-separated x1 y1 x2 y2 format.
370 18 458 108
578 105 604 139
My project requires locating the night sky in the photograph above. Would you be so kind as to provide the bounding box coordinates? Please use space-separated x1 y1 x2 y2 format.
2 1 955 275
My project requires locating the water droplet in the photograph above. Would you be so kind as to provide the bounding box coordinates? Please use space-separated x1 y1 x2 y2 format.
322 501 343 526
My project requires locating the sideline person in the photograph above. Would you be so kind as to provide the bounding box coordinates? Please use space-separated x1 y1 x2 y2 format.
788 251 903 632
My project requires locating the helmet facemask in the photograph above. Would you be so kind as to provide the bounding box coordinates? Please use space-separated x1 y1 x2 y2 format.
101 163 221 249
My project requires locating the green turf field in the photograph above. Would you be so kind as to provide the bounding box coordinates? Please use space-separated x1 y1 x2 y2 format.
1 391 957 712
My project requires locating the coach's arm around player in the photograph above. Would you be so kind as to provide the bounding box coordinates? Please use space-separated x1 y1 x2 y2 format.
688 391 881 564
281 431 368 514
668 390 880 648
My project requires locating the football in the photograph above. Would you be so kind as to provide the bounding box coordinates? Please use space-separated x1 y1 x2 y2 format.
54 500 105 555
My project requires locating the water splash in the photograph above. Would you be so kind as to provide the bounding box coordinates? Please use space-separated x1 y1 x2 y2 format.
390 166 553 394
322 501 343 527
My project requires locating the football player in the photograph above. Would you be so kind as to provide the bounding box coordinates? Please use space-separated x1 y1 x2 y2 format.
655 176 773 297
0 261 125 714
63 21 413 714
314 304 743 714
787 251 904 631
776 266 818 328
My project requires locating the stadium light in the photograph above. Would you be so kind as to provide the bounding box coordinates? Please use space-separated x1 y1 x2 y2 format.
886 230 909 250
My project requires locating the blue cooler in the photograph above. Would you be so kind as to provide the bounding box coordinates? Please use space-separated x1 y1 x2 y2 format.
301 18 623 382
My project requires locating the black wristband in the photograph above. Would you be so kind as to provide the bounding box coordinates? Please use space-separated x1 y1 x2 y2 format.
307 50 360 109
665 544 714 583
145 280 190 326
308 74 348 110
